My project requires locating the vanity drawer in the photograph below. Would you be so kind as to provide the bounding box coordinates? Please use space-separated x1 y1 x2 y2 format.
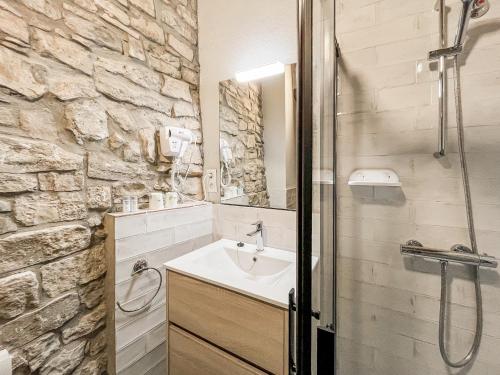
167 271 287 374
168 325 266 375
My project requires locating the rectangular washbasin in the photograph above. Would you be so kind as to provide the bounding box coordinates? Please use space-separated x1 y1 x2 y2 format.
165 239 318 308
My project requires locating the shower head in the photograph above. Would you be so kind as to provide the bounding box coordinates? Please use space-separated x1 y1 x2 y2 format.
430 0 490 60
455 0 490 46
471 0 490 18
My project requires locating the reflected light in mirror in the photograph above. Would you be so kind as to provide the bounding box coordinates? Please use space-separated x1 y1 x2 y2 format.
235 62 285 83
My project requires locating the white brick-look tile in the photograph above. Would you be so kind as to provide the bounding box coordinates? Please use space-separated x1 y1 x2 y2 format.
107 203 214 373
214 204 297 252
336 0 500 373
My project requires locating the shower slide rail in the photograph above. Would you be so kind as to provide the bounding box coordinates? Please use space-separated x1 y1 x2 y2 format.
401 241 498 269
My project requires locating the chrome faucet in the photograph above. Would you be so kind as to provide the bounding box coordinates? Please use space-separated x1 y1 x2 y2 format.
247 221 264 252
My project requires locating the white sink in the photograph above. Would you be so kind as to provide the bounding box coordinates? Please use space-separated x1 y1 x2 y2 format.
165 239 318 308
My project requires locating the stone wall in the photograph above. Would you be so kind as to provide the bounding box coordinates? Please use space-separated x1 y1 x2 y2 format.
219 79 269 207
0 0 201 373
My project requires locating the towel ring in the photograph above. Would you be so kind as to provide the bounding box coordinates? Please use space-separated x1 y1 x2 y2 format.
116 259 163 314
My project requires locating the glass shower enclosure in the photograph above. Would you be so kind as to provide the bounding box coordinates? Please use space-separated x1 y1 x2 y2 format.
296 0 500 374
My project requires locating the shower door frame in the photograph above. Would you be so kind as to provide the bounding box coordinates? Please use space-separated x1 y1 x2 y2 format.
296 0 314 372
296 0 338 374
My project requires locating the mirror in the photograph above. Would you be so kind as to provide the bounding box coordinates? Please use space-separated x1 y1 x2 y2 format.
219 64 297 210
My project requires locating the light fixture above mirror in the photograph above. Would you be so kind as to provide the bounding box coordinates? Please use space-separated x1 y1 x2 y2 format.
235 62 285 83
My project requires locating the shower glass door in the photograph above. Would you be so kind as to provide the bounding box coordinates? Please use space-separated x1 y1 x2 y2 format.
332 0 500 374
299 0 500 375
296 0 337 373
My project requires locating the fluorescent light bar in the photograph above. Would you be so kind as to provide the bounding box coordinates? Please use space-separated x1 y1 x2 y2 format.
235 62 285 83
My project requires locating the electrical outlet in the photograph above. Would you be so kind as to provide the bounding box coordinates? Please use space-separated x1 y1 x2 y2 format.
206 169 218 193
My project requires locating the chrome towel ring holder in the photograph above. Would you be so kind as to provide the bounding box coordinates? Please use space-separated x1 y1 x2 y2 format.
116 259 163 314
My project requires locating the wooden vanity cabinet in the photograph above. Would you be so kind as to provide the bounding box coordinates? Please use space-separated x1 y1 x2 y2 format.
167 271 289 375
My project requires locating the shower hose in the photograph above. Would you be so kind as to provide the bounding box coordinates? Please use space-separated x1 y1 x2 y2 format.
438 56 483 368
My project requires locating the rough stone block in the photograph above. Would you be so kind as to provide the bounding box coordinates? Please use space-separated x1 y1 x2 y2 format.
133 108 169 127
41 244 106 297
0 215 17 235
173 100 195 117
112 182 149 203
181 67 198 86
73 352 106 375
139 127 156 163
94 0 129 26
168 34 194 61
123 141 141 162
14 193 87 226
0 272 39 319
87 329 106 356
128 36 146 61
0 293 80 348
0 105 19 127
0 136 83 174
73 0 97 12
130 8 164 45
87 212 103 228
19 0 62 20
0 199 11 212
38 171 84 192
95 68 173 115
39 340 86 375
15 333 60 372
0 225 91 274
0 47 48 100
87 186 112 209
64 11 122 52
31 28 93 75
79 278 104 309
19 108 58 141
159 5 196 45
176 4 197 29
162 75 192 102
0 173 38 193
0 8 29 44
87 152 155 181
129 0 155 17
220 119 239 136
61 303 106 343
106 105 135 132
65 100 109 145
48 68 99 101
95 54 161 92
108 132 125 150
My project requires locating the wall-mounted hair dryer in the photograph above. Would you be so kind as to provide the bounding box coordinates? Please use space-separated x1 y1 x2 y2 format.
220 139 233 188
220 138 233 164
159 126 193 158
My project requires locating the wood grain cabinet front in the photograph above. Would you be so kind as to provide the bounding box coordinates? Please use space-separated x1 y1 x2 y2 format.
167 271 288 375
169 325 267 375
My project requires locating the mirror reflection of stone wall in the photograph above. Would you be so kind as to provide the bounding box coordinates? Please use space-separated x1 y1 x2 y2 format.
219 80 270 207
218 64 297 210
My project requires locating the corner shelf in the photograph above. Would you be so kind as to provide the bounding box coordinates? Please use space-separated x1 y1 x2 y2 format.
348 169 401 187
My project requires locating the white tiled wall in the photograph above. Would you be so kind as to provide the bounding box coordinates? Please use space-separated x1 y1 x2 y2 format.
213 204 297 252
105 203 214 375
336 0 500 374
